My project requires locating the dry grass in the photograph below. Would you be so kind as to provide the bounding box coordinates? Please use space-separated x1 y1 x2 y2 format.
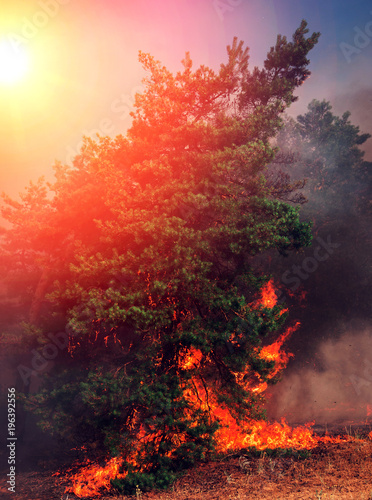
107 439 372 500
1 438 372 500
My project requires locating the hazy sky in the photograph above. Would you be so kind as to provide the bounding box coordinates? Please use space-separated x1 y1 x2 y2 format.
1 0 371 199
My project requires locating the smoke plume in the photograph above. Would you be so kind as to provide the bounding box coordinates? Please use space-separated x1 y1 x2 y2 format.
266 325 372 425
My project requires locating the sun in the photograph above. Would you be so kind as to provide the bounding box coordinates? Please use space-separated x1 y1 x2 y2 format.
0 39 30 86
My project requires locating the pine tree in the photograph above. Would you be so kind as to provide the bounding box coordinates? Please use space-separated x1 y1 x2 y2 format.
273 99 372 218
1 21 319 493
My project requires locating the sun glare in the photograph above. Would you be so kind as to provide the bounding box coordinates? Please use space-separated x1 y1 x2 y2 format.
0 39 30 86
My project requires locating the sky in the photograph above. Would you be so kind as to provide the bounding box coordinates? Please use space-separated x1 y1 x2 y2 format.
0 0 372 199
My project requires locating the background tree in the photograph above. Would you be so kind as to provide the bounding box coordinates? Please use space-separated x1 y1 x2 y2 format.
271 99 372 218
262 99 372 365
0 21 319 493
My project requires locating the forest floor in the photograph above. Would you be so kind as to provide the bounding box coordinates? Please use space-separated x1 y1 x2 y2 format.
1 427 372 500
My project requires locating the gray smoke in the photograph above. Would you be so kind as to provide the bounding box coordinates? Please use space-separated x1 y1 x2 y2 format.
266 326 372 425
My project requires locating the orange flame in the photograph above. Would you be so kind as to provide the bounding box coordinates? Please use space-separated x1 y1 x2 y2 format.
251 279 288 317
237 419 317 450
181 346 203 370
258 279 278 308
67 457 126 498
260 324 297 371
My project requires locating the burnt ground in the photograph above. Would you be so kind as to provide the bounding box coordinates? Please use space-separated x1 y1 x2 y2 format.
0 424 372 500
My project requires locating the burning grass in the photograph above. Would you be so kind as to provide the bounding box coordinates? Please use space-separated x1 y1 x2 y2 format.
56 423 372 499
2 429 372 500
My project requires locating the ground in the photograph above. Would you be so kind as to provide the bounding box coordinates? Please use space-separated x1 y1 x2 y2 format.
1 428 372 500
